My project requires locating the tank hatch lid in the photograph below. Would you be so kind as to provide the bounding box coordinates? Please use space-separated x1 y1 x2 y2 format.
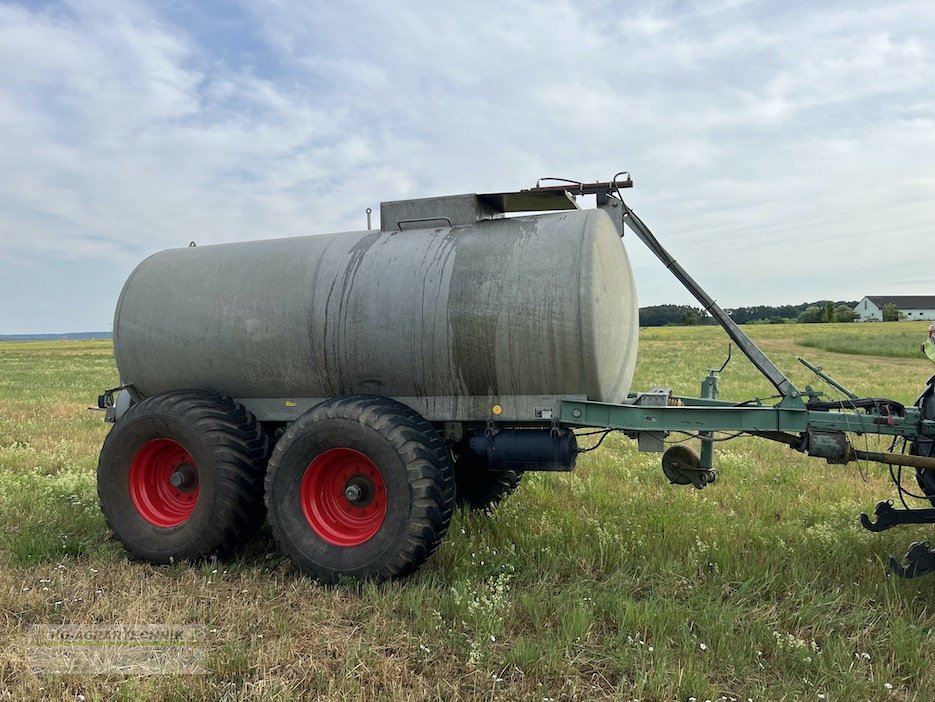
379 178 634 231
486 177 634 212
477 189 579 213
380 190 578 231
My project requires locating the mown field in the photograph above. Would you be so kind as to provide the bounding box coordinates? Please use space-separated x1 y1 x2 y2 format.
2 322 935 701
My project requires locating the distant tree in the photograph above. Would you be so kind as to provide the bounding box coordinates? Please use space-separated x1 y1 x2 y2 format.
726 306 755 324
641 300 859 326
640 305 683 327
640 305 711 327
797 306 824 324
833 305 858 323
722 301 858 325
882 303 903 322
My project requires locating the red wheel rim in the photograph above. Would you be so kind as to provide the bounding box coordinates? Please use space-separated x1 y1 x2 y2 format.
300 448 387 546
129 438 200 527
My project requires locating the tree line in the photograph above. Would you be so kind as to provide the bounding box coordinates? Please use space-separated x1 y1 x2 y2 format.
639 300 861 327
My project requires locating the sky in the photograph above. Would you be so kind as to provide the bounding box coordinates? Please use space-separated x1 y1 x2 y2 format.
1 0 934 333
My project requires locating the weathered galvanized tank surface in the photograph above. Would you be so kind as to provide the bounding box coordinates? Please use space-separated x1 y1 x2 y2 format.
113 208 639 414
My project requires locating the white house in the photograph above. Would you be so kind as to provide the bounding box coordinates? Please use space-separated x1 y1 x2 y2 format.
854 295 935 322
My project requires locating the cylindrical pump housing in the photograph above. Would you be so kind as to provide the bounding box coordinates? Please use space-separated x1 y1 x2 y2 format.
113 208 639 421
468 428 578 471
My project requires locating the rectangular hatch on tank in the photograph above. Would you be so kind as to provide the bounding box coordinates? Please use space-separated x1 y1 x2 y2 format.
380 190 580 231
379 179 634 232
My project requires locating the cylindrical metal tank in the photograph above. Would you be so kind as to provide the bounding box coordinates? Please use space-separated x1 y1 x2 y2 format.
113 208 639 413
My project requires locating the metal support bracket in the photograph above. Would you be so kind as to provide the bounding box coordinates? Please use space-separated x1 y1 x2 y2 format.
549 417 562 437
93 384 136 423
699 352 727 471
634 387 671 452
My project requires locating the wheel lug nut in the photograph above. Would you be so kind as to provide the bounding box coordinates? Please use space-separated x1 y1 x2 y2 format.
345 484 362 502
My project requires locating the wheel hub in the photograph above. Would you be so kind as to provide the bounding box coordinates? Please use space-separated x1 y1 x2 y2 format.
343 475 375 507
129 438 200 528
169 463 198 492
300 448 387 547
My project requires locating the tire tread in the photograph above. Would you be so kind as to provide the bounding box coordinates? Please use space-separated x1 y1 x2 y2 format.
98 390 268 562
265 395 455 582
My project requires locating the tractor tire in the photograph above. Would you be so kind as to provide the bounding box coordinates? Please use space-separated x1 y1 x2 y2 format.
912 379 935 503
264 395 455 583
97 390 268 563
454 452 523 510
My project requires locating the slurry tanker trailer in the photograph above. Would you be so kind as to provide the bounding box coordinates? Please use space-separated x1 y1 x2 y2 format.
95 175 935 582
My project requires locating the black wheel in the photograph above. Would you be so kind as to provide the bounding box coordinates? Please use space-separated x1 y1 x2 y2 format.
662 444 700 485
453 451 523 510
264 395 455 583
912 380 935 503
97 390 268 563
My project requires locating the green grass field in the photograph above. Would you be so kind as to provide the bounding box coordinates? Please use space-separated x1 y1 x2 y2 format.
2 322 935 701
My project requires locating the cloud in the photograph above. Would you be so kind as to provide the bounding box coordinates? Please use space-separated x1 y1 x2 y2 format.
0 0 934 332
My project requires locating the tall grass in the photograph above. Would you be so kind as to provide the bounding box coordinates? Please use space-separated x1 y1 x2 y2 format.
793 320 931 359
2 328 935 700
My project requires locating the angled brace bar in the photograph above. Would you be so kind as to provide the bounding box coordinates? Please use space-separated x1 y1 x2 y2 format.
618 198 800 400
